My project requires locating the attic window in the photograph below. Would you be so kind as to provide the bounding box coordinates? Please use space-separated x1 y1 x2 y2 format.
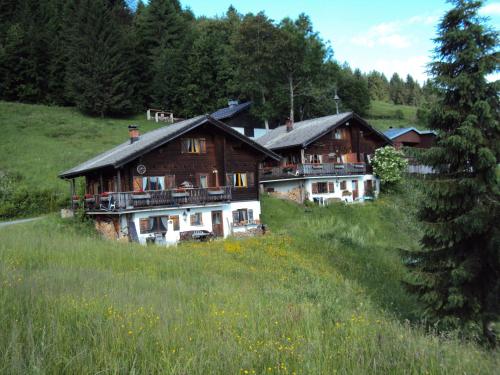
181 138 206 154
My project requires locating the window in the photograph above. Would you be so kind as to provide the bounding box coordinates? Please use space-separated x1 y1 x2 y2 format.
308 154 322 164
139 216 170 234
198 174 208 188
133 176 166 192
181 138 206 154
169 215 180 231
227 172 254 188
312 182 328 194
232 209 253 225
190 212 203 226
334 129 342 139
340 181 347 190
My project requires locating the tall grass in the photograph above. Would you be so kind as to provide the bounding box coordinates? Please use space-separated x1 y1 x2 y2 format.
0 196 498 374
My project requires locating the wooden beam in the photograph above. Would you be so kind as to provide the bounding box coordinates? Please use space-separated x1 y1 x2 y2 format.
70 179 75 209
117 169 122 192
99 173 104 194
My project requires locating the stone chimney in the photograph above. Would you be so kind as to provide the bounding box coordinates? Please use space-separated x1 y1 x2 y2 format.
228 100 239 108
128 125 139 144
286 118 293 132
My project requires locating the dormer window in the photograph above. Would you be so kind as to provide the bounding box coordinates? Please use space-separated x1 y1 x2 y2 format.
181 138 206 154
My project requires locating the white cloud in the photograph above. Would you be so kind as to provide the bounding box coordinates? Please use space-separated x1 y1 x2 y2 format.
479 2 500 15
350 14 439 49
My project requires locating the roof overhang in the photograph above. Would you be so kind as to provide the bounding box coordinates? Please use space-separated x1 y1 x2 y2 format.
59 115 280 179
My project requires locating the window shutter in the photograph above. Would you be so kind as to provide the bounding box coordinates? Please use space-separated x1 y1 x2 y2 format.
312 183 318 194
133 177 143 192
318 155 323 163
248 209 254 222
232 210 239 223
181 139 187 153
328 182 334 193
226 173 233 187
200 139 206 153
190 214 195 226
165 175 175 189
247 172 255 187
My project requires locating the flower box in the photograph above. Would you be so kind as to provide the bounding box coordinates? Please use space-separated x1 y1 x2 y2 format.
207 189 224 195
172 191 189 198
132 193 151 199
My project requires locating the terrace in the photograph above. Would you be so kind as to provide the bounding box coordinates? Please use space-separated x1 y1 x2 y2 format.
259 163 369 181
76 186 232 212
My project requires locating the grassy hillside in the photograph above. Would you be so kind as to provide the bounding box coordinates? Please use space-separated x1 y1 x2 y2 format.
1 194 498 373
0 101 164 218
367 100 421 131
1 100 420 218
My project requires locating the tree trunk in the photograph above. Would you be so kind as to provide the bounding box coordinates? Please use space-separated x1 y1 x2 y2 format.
288 74 294 123
261 90 269 130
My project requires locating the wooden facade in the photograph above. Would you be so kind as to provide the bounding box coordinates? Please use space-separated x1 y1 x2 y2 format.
260 117 387 180
81 122 269 211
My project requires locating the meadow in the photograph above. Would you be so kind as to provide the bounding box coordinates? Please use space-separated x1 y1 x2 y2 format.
0 99 419 213
1 193 498 374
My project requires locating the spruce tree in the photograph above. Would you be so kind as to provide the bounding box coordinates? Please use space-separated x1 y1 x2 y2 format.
405 0 499 345
65 0 135 116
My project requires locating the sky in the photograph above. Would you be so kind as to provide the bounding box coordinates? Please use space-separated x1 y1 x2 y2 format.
179 0 500 83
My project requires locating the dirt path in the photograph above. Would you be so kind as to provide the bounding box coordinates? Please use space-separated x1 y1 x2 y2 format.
0 217 42 228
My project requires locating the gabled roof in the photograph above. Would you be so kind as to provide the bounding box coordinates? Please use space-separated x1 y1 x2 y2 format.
256 112 391 150
211 101 252 121
59 115 280 179
383 127 437 139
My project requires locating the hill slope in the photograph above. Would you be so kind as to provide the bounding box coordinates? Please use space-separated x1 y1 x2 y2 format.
0 100 421 218
0 195 498 373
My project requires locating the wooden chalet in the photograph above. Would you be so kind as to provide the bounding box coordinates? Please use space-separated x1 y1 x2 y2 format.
59 115 279 244
383 127 436 149
211 101 272 139
255 112 391 204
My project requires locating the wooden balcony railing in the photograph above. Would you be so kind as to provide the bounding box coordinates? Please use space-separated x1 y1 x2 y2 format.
259 163 368 181
82 186 232 211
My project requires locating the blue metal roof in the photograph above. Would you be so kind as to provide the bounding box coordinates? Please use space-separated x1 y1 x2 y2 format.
383 127 436 139
211 101 252 120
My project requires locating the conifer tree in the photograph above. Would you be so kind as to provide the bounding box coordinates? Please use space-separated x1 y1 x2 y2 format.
405 0 499 345
65 0 135 116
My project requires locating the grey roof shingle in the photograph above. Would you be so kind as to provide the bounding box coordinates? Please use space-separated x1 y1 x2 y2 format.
59 115 279 178
256 112 388 150
383 127 437 139
211 101 252 120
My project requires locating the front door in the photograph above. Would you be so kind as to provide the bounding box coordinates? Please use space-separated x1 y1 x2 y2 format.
352 180 359 200
211 210 223 237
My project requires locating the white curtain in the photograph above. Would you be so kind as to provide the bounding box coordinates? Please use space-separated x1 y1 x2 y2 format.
160 216 170 231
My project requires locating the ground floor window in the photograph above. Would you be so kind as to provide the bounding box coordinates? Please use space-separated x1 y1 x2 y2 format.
139 215 180 233
311 181 334 194
190 212 203 226
232 208 254 226
340 180 347 190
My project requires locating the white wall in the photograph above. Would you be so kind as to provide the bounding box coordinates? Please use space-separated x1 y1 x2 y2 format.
262 175 379 205
131 200 262 244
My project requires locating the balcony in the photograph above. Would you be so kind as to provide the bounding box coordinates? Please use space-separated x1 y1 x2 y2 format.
259 163 369 181
80 186 232 212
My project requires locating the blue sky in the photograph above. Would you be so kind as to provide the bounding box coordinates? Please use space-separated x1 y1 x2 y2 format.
179 0 500 83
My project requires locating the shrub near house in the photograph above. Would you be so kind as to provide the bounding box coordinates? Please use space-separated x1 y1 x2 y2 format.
372 146 408 188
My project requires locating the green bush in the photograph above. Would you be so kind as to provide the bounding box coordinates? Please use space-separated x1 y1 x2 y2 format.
0 171 65 219
372 146 408 189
